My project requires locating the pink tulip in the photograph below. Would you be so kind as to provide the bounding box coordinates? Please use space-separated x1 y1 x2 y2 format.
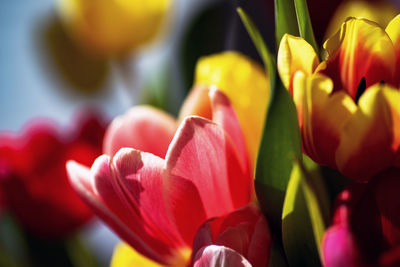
322 169 400 267
67 89 269 265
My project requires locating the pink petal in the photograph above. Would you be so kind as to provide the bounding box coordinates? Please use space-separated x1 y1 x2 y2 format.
164 117 252 244
193 245 252 267
90 150 186 264
67 158 169 265
111 148 184 247
322 224 363 267
103 106 176 158
209 88 251 178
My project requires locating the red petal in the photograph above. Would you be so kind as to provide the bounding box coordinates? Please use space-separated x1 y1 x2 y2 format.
374 169 400 246
380 245 400 267
193 203 271 267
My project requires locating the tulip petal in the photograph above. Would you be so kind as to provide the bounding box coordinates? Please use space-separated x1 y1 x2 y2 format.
67 159 165 264
178 86 212 122
209 88 250 176
292 72 356 168
193 245 252 267
322 224 363 267
277 34 319 92
164 117 252 245
111 149 185 249
92 150 189 264
322 17 396 99
103 106 176 158
193 52 269 167
193 203 270 267
379 245 400 267
336 85 400 180
374 169 400 246
386 14 400 87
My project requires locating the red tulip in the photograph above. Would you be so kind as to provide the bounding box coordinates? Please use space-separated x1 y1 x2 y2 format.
0 110 106 238
67 89 268 265
192 203 271 267
322 168 400 266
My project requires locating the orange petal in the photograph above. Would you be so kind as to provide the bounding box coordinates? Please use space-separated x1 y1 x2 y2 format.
336 84 400 180
292 72 356 168
277 34 320 93
386 14 400 87
178 85 213 122
322 18 396 99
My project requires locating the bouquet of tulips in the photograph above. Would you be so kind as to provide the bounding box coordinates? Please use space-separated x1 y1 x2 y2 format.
1 0 400 266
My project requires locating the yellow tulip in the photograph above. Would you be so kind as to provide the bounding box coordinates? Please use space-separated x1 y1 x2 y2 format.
277 15 400 181
58 0 172 56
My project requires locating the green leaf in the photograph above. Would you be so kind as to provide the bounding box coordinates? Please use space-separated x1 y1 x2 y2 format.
274 0 299 48
237 8 276 91
65 235 100 267
268 241 288 267
294 0 319 56
282 158 330 266
255 77 302 231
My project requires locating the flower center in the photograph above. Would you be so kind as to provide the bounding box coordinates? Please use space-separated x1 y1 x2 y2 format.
355 77 366 104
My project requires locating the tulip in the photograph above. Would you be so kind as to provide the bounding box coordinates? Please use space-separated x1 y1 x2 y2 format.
277 14 400 180
0 110 106 238
322 168 400 266
57 0 172 56
111 203 271 267
67 89 270 266
179 51 270 169
192 203 271 267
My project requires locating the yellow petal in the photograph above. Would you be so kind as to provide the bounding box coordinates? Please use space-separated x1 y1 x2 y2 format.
386 14 400 86
336 84 400 180
323 17 396 99
192 51 270 168
325 0 398 41
111 243 165 267
58 0 172 56
292 72 356 168
277 34 320 92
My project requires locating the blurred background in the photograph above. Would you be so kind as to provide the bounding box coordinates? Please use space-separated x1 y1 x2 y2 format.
0 0 273 266
0 0 399 266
